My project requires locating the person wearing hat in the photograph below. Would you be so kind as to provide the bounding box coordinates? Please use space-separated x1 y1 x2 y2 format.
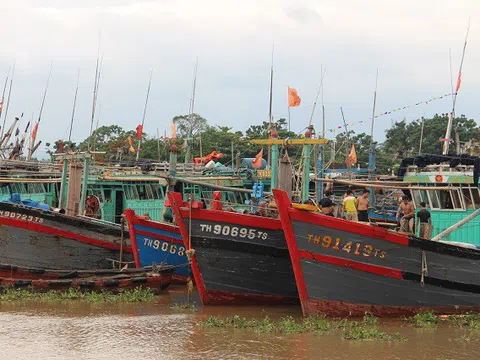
320 191 336 217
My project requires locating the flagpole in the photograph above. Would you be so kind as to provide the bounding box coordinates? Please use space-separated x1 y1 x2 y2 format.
136 69 153 161
288 106 290 132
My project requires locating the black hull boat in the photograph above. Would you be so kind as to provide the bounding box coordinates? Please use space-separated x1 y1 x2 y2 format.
274 189 480 317
169 192 298 305
0 202 133 270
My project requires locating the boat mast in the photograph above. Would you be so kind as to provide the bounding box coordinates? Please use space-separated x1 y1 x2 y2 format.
68 69 80 144
1 61 15 147
443 21 469 155
267 46 274 169
89 32 102 151
309 65 326 201
185 58 198 164
0 67 10 140
136 69 153 161
340 107 351 180
28 62 53 160
368 69 379 203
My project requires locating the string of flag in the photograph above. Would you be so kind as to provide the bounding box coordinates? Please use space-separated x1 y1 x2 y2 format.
324 92 455 133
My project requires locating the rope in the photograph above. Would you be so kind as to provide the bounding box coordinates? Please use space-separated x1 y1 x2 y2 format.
421 250 428 287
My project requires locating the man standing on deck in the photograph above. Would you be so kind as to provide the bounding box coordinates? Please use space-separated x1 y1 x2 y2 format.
396 196 415 233
342 189 358 221
320 191 336 217
357 189 370 222
416 202 432 239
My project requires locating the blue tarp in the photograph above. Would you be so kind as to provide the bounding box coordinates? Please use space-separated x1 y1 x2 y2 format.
3 193 50 211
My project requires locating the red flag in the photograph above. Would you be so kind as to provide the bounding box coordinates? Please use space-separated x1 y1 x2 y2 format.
288 87 301 107
455 72 462 93
136 125 143 140
32 123 39 140
348 144 357 165
252 148 264 168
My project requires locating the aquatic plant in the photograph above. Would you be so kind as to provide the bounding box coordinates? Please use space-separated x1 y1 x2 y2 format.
447 313 480 331
342 321 404 341
341 314 405 341
411 311 439 328
197 314 404 340
170 302 197 312
0 287 156 303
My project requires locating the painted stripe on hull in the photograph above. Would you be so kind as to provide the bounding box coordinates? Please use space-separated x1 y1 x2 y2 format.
203 289 298 306
134 225 182 241
300 258 480 316
0 225 133 270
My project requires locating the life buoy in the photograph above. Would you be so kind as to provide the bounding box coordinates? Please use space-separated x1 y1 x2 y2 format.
435 175 443 183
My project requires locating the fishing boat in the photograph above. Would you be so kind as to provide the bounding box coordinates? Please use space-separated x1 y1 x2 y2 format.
123 208 189 283
273 188 480 317
0 198 133 270
168 191 299 305
0 264 174 291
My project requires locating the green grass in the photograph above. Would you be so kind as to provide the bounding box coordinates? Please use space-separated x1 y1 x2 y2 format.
411 311 439 328
198 313 405 340
0 287 156 303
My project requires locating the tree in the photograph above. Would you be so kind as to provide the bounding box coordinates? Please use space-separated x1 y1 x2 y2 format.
383 114 480 158
78 125 136 161
173 113 208 139
46 140 77 159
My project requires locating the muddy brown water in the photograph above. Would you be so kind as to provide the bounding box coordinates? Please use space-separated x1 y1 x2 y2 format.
0 287 478 360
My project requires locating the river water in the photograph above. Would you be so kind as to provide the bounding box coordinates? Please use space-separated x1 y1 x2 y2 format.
0 288 478 360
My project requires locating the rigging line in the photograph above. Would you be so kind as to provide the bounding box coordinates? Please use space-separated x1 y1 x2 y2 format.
308 66 327 126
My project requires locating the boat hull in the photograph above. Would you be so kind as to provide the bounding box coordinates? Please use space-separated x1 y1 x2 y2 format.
0 202 133 270
124 209 189 282
169 192 298 305
273 189 480 317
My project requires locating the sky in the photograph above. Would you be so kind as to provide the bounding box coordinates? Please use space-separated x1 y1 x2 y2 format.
1 0 480 159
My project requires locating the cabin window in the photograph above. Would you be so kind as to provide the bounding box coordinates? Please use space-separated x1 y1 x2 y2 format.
462 188 475 209
104 189 112 202
92 189 103 201
451 189 463 209
472 188 480 209
144 185 154 200
412 190 422 207
151 184 163 199
427 190 439 209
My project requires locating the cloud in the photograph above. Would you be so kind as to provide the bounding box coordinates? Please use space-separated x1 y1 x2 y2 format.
0 0 478 159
